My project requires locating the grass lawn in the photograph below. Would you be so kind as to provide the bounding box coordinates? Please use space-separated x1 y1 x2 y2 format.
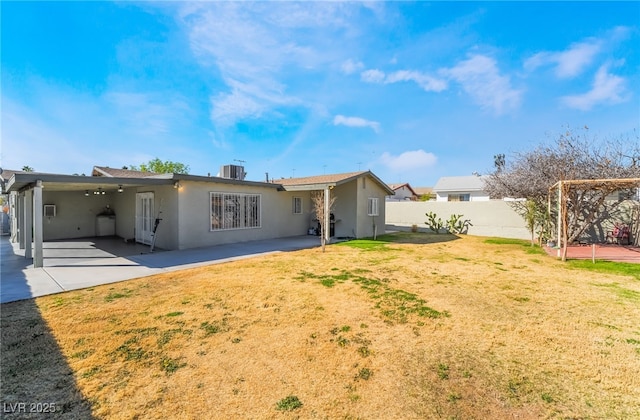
2 233 639 419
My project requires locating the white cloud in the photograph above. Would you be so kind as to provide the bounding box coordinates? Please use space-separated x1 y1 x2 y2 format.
444 54 522 115
208 131 230 150
524 40 601 78
104 91 190 136
385 70 448 92
178 2 361 126
361 55 517 113
333 115 380 133
523 27 631 79
361 69 386 83
211 90 266 125
561 64 628 110
341 59 364 75
360 69 447 92
379 149 437 172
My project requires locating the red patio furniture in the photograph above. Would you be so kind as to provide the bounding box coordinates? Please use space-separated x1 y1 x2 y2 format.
606 224 630 245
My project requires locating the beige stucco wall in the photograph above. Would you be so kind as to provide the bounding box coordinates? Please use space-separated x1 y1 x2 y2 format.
176 180 312 250
386 200 530 239
328 182 356 238
118 185 178 251
41 190 113 240
356 175 387 238
33 174 391 249
38 186 179 250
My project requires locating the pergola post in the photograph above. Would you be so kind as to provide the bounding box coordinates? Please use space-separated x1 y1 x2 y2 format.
556 181 562 258
33 181 44 268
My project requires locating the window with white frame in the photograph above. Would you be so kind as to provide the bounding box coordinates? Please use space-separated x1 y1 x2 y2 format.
448 194 470 202
293 197 303 214
210 192 261 231
367 197 379 216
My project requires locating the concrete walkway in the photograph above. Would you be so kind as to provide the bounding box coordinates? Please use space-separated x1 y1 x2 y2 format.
1 235 323 304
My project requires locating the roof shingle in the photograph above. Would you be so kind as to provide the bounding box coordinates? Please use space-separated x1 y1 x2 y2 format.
275 171 367 186
92 166 164 178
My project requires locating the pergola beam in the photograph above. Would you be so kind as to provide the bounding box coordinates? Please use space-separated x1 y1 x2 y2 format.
550 178 640 188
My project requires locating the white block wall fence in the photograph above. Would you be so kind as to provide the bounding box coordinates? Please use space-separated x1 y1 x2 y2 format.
385 200 530 240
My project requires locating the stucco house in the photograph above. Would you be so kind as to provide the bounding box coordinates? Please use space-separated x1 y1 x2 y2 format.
386 183 419 201
432 175 490 202
2 166 393 267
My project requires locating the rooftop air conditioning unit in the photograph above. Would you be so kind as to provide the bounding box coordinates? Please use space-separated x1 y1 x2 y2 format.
220 164 246 180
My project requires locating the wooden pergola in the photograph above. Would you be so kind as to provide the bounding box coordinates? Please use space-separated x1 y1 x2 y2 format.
548 178 640 261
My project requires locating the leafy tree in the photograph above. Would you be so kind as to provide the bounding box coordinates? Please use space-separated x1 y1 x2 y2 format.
484 127 640 259
518 199 551 246
21 166 34 172
130 158 190 174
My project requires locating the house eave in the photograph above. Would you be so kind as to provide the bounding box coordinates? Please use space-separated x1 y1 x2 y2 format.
174 174 283 190
5 173 174 193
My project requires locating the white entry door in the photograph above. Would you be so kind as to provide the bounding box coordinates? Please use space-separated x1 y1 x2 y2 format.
135 192 154 245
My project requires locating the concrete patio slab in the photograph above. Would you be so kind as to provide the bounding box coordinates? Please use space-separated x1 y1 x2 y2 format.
1 235 323 304
544 243 640 263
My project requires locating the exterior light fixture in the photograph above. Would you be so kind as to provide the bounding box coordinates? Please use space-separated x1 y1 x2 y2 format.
85 190 89 197
173 181 181 189
118 185 123 193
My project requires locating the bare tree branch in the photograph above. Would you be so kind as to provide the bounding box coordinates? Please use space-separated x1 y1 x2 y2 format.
484 127 640 257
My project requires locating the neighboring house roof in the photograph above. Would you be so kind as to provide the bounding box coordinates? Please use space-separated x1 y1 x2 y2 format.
1 169 24 184
92 166 169 179
277 171 395 195
413 187 433 196
388 183 418 196
433 175 488 192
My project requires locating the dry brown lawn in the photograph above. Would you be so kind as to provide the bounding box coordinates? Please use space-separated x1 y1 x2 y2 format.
2 233 640 419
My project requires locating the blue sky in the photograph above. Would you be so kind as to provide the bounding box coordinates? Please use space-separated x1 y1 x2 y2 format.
2 1 639 186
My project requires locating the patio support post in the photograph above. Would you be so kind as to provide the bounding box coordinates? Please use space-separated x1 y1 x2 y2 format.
324 187 330 244
10 192 18 243
33 180 44 268
18 192 25 249
24 189 33 260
